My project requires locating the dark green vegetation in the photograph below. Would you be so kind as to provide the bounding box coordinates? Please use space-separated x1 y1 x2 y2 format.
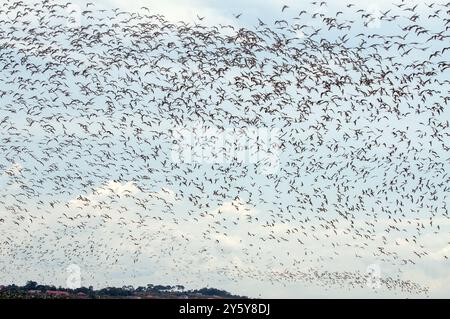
0 281 247 299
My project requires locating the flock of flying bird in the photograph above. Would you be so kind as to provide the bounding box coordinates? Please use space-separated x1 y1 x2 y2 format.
0 0 449 297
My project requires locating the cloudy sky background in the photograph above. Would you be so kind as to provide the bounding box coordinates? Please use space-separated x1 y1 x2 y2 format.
0 0 449 298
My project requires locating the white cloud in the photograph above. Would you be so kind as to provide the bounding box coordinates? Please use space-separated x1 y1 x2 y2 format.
93 180 140 196
213 233 243 249
68 180 139 208
214 200 258 216
3 163 23 176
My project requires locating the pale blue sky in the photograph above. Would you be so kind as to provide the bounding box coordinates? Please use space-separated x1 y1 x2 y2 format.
0 0 449 298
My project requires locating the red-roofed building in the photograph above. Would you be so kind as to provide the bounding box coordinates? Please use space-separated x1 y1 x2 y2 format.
46 291 70 297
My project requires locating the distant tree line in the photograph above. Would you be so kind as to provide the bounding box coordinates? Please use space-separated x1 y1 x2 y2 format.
0 281 247 299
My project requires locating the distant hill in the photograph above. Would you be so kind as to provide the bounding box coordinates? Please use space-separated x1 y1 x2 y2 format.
0 281 247 299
